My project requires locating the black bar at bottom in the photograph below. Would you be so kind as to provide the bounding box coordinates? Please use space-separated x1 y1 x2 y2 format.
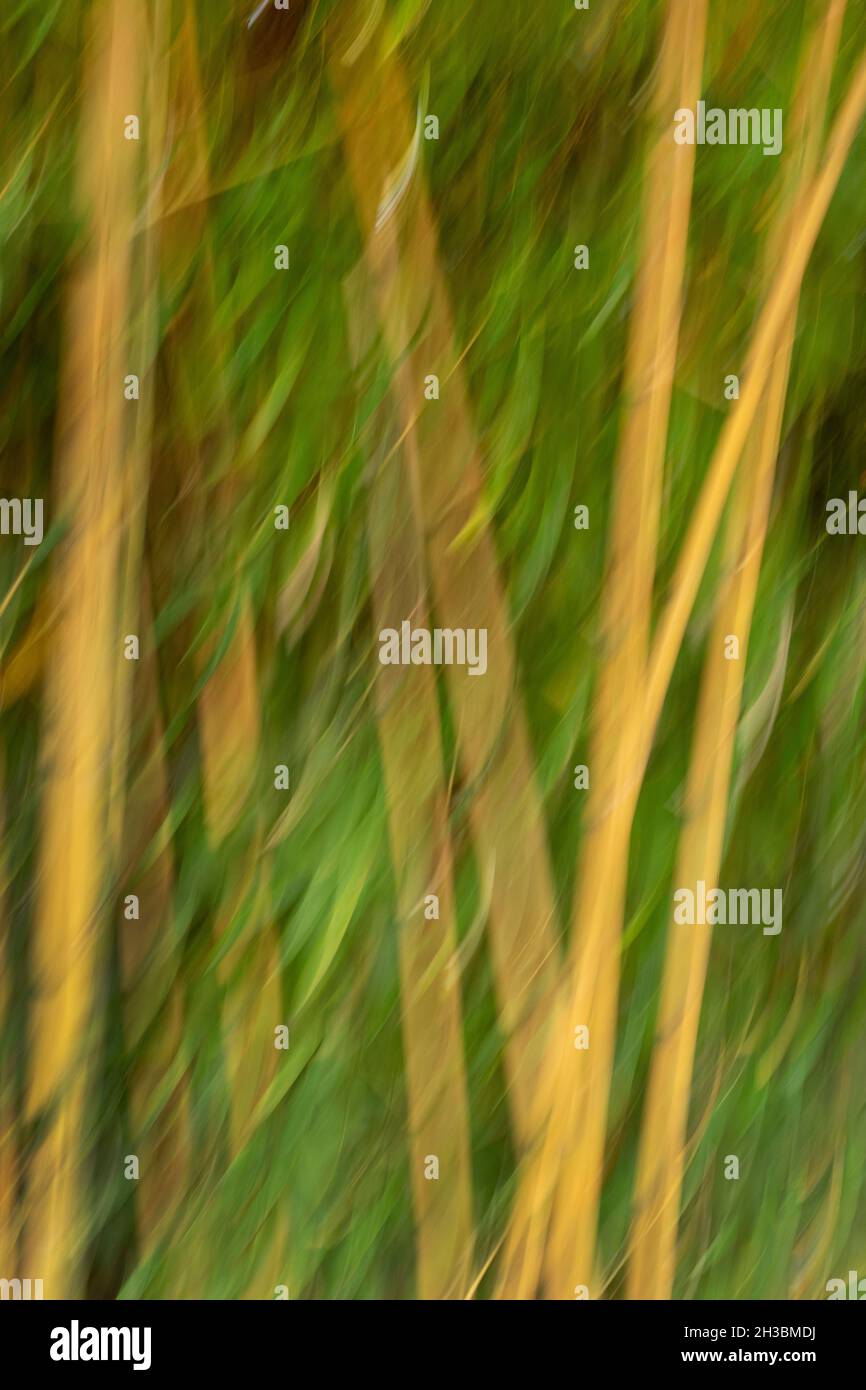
0 1297 861 1376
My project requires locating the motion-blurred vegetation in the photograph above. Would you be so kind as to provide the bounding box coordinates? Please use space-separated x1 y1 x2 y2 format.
1 0 865 1299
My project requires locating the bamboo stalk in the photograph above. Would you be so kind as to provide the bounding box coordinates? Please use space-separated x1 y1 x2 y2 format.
544 0 709 1298
345 259 474 1299
23 0 143 1297
627 0 847 1300
495 22 866 1300
96 0 195 1271
640 40 866 777
331 7 561 1151
106 0 168 860
494 0 708 1298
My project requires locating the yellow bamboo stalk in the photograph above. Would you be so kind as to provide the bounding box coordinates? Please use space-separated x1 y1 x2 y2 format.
494 0 708 1298
640 40 866 776
345 260 474 1298
106 0 168 859
496 26 866 1300
24 0 143 1297
92 0 194 1269
331 8 561 1149
544 0 708 1298
627 0 847 1300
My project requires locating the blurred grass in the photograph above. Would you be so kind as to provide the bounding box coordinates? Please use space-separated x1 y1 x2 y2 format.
0 0 865 1300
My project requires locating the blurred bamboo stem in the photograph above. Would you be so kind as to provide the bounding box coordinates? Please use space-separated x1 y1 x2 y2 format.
496 11 866 1303
496 0 708 1298
24 0 143 1297
627 0 847 1300
101 0 195 1269
544 0 709 1298
332 9 561 1152
347 253 474 1294
106 0 167 858
640 38 866 775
